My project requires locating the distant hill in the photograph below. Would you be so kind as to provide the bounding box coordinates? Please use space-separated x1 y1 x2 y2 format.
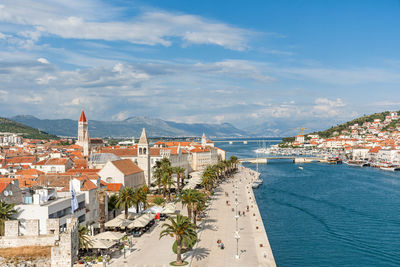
11 115 249 138
310 111 396 138
0 117 58 140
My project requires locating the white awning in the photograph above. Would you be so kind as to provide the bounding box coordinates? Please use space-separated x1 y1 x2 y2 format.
128 213 155 228
143 205 163 214
105 217 131 228
88 237 117 249
93 231 125 241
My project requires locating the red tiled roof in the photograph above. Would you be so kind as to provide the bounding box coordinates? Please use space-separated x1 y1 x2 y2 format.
79 110 87 122
106 183 123 192
0 182 10 194
101 148 137 157
111 159 143 175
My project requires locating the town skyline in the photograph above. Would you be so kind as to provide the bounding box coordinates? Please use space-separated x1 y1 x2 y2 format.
1 1 400 132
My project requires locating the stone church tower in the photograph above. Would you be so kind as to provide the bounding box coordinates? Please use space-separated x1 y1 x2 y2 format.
137 128 151 186
201 132 207 147
77 110 90 157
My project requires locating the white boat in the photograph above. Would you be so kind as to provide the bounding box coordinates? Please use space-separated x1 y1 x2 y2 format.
298 166 303 170
252 183 260 189
380 166 400 171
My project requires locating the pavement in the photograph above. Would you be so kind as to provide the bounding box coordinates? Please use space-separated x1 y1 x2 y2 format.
110 166 276 267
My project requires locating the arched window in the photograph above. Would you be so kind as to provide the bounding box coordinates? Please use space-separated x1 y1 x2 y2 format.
106 177 113 183
143 148 147 155
139 148 143 155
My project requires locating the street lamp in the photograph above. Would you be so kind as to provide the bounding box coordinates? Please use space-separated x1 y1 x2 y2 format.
235 231 240 259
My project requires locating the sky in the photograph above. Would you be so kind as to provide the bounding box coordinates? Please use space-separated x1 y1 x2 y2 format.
1 0 400 133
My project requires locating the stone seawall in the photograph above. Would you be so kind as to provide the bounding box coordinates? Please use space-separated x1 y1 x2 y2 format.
241 166 276 266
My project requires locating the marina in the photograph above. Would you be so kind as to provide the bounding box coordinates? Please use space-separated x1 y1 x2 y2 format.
218 140 400 267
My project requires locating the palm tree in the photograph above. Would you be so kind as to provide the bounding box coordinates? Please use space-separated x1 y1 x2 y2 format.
230 155 239 171
172 166 185 195
192 191 206 225
97 189 107 232
108 194 118 219
78 224 93 251
179 189 198 221
116 187 135 219
159 215 197 265
132 185 148 213
0 201 17 236
153 167 164 195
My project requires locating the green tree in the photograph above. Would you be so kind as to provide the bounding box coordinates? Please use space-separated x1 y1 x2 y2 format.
78 225 93 251
153 196 165 206
0 201 17 236
172 166 185 195
179 189 199 221
159 214 197 265
116 187 135 219
191 191 206 225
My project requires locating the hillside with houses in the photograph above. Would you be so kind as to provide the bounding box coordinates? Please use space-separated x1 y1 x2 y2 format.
280 111 400 165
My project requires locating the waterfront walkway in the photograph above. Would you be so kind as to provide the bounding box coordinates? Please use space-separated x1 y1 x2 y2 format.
110 166 275 267
188 166 275 267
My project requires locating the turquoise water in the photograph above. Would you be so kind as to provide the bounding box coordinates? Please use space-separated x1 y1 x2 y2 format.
217 140 400 267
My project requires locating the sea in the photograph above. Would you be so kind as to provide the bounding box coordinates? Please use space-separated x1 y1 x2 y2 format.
216 138 400 267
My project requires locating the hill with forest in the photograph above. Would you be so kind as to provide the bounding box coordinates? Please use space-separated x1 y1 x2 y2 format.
0 117 59 140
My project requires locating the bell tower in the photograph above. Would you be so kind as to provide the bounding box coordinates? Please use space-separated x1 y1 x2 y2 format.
137 128 151 186
77 110 88 147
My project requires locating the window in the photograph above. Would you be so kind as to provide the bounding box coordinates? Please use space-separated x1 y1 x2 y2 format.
106 177 113 183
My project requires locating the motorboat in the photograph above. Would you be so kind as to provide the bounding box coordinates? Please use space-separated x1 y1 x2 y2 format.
380 166 400 171
298 166 304 170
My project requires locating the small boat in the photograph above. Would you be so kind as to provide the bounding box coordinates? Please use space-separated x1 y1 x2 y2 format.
298 166 303 170
252 183 260 189
380 166 400 171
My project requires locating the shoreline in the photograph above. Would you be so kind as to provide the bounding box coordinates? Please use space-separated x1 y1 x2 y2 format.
188 166 276 267
241 165 276 266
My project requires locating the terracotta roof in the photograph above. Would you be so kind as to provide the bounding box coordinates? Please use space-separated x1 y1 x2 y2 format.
111 159 143 175
79 110 87 122
106 183 123 192
7 156 35 165
0 182 10 194
80 178 97 191
45 158 69 165
150 147 161 156
101 148 137 157
190 148 210 153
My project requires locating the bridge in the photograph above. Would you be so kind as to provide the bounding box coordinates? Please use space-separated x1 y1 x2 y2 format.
239 157 326 164
213 140 281 144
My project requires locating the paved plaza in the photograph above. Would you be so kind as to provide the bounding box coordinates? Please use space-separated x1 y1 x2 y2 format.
110 167 276 267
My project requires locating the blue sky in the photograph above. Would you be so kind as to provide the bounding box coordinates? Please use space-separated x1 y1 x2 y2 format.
0 0 400 134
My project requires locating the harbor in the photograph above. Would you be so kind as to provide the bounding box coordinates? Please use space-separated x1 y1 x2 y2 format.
219 140 400 266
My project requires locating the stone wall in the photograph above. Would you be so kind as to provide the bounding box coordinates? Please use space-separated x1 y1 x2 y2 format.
0 218 79 267
4 220 18 237
0 235 56 248
50 218 79 267
25 219 40 236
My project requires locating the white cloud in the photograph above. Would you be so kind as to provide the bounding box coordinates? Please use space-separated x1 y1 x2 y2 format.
37 58 49 64
0 1 251 50
21 95 42 104
36 74 56 84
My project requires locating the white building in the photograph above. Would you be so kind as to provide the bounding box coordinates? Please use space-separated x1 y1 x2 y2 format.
98 159 146 189
16 189 86 235
0 133 23 146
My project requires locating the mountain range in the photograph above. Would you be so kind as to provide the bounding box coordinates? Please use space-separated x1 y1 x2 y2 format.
11 115 250 138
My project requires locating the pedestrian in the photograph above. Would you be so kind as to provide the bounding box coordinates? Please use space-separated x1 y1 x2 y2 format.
247 205 249 211
220 243 225 249
238 211 241 216
243 211 246 216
